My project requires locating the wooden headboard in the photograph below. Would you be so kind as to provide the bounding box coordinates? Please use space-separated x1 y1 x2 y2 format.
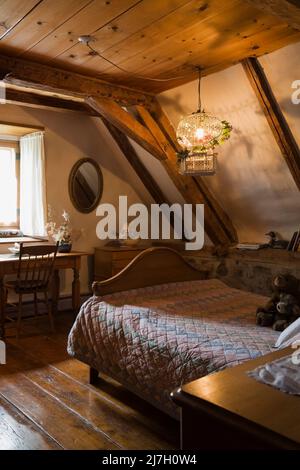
92 247 206 296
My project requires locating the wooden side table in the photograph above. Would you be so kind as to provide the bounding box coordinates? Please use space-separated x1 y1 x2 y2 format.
172 347 300 450
94 246 147 281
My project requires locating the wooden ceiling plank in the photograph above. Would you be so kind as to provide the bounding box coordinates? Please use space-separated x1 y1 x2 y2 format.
57 0 249 80
100 0 254 76
52 0 193 69
86 96 166 161
245 0 300 31
0 0 93 54
102 118 171 206
110 9 291 81
82 1 299 92
0 53 155 106
242 57 300 191
0 0 42 40
98 0 240 75
25 0 141 60
135 103 238 245
3 87 96 115
0 1 298 93
121 25 300 92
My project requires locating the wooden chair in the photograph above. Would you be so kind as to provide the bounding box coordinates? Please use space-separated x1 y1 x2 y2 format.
4 243 59 339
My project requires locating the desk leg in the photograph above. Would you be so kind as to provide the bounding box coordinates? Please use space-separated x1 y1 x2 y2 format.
51 270 60 315
72 267 81 316
0 276 5 340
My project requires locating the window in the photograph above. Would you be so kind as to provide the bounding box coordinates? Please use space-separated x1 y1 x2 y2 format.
0 125 46 236
0 145 19 228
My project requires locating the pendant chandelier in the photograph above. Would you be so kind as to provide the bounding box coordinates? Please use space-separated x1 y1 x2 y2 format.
176 67 232 176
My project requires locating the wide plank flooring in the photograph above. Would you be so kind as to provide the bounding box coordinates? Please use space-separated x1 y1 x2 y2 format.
0 310 179 450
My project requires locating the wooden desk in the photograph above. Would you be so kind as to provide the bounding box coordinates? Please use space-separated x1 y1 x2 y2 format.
172 348 300 450
0 251 88 339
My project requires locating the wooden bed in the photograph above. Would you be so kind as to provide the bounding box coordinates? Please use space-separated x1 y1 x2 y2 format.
90 246 207 383
67 246 278 417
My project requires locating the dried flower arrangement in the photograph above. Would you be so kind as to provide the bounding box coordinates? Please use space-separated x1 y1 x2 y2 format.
45 206 72 251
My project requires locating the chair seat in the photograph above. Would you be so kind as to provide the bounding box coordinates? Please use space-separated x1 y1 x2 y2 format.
5 279 47 293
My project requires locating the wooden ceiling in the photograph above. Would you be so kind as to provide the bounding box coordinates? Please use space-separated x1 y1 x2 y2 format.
0 0 299 93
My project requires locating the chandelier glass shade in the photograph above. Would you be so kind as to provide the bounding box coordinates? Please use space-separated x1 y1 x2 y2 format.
176 68 232 176
176 111 224 151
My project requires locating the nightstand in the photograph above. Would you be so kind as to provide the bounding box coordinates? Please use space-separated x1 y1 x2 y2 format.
94 246 146 280
172 347 300 450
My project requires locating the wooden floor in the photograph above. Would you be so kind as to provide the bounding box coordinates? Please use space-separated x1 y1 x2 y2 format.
0 310 179 450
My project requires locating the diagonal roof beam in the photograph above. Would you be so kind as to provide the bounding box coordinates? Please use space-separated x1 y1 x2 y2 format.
102 118 172 207
86 96 165 161
242 57 300 191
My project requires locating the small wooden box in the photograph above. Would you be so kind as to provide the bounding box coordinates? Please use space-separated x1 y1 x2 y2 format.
94 246 146 281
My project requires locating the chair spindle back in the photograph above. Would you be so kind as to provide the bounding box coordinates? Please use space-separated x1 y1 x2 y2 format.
16 243 59 290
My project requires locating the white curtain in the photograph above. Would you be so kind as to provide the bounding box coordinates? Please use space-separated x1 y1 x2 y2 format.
0 147 17 225
20 132 46 236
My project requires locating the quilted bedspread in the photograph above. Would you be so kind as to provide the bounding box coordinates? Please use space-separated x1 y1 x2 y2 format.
67 279 279 418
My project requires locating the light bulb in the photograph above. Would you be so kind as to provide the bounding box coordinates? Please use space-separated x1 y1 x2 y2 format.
195 127 205 140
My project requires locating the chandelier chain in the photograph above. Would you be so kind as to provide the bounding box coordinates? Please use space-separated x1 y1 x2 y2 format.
197 66 202 112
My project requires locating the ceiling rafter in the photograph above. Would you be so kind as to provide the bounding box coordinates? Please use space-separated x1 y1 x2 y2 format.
242 57 300 191
0 53 155 107
86 96 165 161
102 117 173 208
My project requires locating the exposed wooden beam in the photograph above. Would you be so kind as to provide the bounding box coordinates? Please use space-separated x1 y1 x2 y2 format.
135 103 238 246
245 0 300 30
86 96 166 161
242 57 300 191
0 53 155 107
3 87 97 115
102 118 171 206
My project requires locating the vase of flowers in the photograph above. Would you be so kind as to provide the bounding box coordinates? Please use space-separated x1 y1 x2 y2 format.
45 207 72 253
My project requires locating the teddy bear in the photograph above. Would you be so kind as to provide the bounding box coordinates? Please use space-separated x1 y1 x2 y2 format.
256 274 300 331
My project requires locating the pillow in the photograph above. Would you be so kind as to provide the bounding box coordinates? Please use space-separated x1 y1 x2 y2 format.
275 317 300 348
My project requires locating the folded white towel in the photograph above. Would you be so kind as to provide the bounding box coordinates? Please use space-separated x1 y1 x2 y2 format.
275 318 300 348
248 354 300 395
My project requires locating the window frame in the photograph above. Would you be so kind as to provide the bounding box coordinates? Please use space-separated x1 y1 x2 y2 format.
0 140 20 230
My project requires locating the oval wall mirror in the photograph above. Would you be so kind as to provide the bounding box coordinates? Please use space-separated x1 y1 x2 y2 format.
69 158 103 213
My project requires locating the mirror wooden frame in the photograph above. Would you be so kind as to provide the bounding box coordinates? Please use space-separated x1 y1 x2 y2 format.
69 158 103 213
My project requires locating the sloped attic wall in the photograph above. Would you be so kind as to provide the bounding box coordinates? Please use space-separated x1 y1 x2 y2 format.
157 42 300 244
